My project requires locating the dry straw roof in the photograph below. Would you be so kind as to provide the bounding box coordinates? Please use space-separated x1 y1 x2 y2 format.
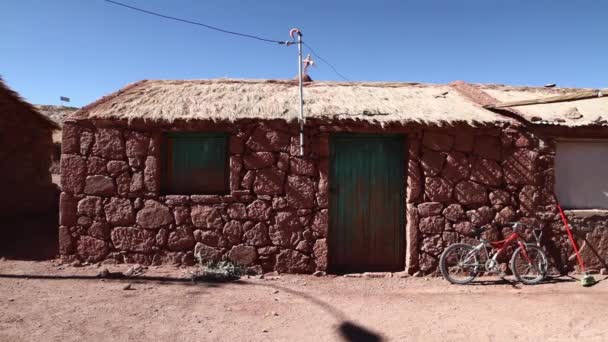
478 84 608 126
71 79 607 127
0 77 60 130
71 79 513 126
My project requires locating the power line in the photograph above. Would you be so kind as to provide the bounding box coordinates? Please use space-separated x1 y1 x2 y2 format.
102 0 351 81
304 42 350 81
103 0 287 44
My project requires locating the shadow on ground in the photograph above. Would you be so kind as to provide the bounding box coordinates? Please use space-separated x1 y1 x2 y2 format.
0 272 228 289
0 212 57 260
245 281 385 341
467 275 577 289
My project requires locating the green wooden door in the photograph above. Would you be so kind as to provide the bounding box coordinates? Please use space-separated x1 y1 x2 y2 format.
329 134 405 272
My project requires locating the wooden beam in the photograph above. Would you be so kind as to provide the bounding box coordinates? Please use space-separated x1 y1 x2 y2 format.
484 89 607 109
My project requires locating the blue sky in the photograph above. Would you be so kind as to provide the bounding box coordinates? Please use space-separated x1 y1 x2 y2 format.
1 0 607 107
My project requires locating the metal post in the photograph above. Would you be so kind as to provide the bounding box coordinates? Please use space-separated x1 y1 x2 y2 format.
297 31 305 157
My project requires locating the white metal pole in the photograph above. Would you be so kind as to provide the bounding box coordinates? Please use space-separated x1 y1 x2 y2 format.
297 31 304 157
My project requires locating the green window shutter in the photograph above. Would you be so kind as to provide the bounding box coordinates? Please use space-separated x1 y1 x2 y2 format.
163 133 228 194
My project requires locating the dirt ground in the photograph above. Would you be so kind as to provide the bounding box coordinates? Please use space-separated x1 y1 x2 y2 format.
1 260 607 342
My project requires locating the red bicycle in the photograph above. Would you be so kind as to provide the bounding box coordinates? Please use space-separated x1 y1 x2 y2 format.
439 222 548 285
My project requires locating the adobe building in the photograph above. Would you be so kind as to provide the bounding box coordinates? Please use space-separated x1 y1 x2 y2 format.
58 79 608 274
0 78 59 217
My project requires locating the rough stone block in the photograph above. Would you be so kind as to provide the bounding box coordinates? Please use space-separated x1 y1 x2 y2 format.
61 154 86 194
424 177 453 202
76 236 109 262
59 192 78 226
246 125 290 152
417 202 444 217
227 245 258 266
115 171 131 197
144 156 160 193
289 157 316 176
470 158 503 187
454 181 487 206
194 242 223 262
312 209 328 238
443 204 465 222
227 203 247 220
191 205 224 230
421 235 443 256
243 152 275 169
419 216 445 234
502 149 538 185
88 221 110 240
111 227 155 253
286 175 315 209
92 128 125 160
223 220 243 245
62 123 80 154
313 239 328 271
466 206 495 226
275 249 315 273
253 168 285 195
77 196 104 218
104 197 134 226
87 157 108 175
243 222 271 246
270 211 302 247
125 132 149 158
420 149 446 177
136 200 173 229
167 226 195 251
442 152 470 182
407 160 423 203
107 160 129 176
58 226 74 254
489 189 511 206
246 199 272 221
80 131 94 156
84 175 115 196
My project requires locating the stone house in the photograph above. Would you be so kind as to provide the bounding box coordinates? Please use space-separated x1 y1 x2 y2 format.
58 79 608 274
0 77 60 217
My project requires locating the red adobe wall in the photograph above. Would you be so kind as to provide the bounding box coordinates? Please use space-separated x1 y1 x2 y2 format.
58 119 608 274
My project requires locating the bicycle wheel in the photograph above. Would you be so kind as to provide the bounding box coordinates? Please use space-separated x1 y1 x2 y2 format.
510 244 548 285
439 243 480 285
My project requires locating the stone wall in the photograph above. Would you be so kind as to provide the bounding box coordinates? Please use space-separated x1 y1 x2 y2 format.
59 120 330 273
59 119 608 274
407 126 608 274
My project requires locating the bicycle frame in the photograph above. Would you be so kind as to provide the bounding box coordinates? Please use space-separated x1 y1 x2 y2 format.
463 231 534 272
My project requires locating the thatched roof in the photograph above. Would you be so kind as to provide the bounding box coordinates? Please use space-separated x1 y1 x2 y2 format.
70 79 513 126
35 105 79 127
0 78 60 130
478 84 608 126
69 79 608 127
35 105 80 143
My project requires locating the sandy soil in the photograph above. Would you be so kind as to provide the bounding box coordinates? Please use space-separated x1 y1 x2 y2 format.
0 260 607 342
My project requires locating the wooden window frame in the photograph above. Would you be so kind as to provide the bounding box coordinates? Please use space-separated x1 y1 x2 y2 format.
161 132 229 195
